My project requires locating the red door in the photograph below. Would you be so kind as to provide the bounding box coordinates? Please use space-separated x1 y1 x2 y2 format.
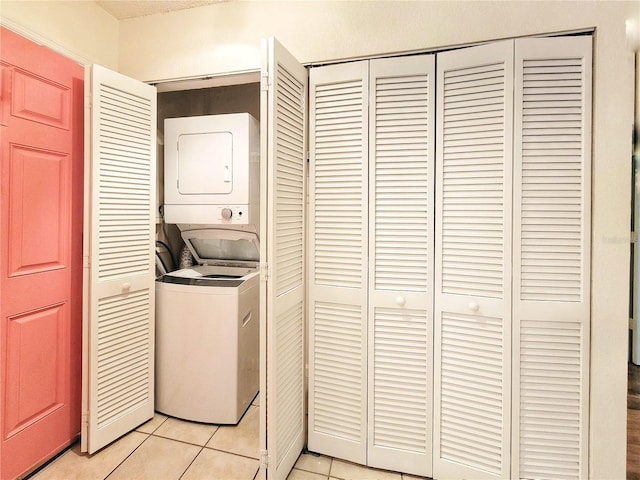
0 27 84 480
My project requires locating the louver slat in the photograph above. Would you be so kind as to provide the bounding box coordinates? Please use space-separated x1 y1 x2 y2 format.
96 290 150 426
313 302 365 441
513 37 591 480
313 76 366 288
519 58 584 302
440 312 504 476
440 61 506 298
519 321 583 479
97 84 152 282
373 71 430 291
372 308 428 452
275 65 305 297
275 301 304 464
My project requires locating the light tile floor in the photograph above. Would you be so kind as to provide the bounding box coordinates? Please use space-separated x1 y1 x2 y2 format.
27 396 428 480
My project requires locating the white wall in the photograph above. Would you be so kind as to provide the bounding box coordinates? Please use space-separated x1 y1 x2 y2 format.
118 1 635 82
0 0 118 68
120 3 637 477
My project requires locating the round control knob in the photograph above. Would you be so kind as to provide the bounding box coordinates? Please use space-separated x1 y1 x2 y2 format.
122 282 131 292
468 301 479 312
221 208 233 220
395 296 406 307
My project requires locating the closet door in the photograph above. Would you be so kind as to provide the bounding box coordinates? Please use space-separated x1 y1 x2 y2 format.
82 65 156 454
259 37 307 480
367 55 434 476
308 61 369 464
434 41 514 479
512 36 591 480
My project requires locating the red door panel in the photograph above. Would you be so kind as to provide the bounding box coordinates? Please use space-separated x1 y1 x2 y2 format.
0 27 83 480
5 305 67 436
8 146 69 276
12 69 71 129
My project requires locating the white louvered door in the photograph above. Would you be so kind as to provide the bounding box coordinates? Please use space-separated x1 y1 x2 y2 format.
259 37 307 480
512 36 591 480
307 36 591 479
434 36 592 480
367 55 434 477
308 54 435 475
434 41 514 479
82 65 156 453
308 60 369 465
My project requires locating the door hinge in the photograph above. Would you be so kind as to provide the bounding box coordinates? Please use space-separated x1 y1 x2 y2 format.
260 263 270 282
261 74 271 92
632 231 638 244
260 449 270 469
82 412 89 428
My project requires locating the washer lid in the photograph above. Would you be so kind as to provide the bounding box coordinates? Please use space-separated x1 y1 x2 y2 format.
181 228 259 266
158 265 257 287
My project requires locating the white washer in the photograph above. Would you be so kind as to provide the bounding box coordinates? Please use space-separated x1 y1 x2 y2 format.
155 232 259 424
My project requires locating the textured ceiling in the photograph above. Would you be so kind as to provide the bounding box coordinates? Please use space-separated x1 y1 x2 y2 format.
96 0 228 20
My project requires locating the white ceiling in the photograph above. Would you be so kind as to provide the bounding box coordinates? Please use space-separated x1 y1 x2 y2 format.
96 0 228 20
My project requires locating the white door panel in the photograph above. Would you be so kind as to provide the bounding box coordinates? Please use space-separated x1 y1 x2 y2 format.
82 64 156 454
367 54 435 477
512 36 591 480
259 37 307 480
308 60 369 465
434 40 514 479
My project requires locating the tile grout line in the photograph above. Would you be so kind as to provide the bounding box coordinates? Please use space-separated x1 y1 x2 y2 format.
104 430 154 480
104 415 171 480
154 422 260 480
152 419 219 480
202 445 260 462
176 444 206 480
146 421 261 461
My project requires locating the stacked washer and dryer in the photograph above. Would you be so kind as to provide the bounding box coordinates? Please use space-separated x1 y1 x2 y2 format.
155 113 260 424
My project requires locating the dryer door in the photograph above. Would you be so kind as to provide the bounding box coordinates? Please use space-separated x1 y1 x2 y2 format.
177 131 233 195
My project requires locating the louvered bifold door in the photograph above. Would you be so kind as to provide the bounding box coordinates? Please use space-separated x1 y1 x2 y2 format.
434 41 514 479
367 55 434 477
82 65 156 453
512 36 591 480
308 61 369 464
259 38 307 480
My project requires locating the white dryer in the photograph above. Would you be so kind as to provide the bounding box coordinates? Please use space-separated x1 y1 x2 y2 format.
155 229 259 424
